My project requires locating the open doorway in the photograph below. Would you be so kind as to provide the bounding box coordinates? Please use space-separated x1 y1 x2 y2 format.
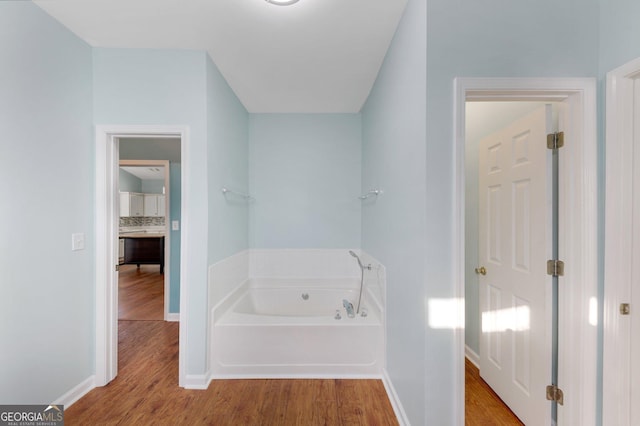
118 160 170 321
453 78 598 425
117 141 181 318
464 102 557 424
95 126 188 388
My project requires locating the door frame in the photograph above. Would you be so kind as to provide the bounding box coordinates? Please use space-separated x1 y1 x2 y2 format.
95 124 190 387
603 57 640 425
453 78 598 425
119 159 172 321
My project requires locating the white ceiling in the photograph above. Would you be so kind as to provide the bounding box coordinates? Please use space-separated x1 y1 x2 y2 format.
34 0 408 113
121 166 165 180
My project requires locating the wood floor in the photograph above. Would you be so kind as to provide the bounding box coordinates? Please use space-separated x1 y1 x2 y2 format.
118 264 164 320
66 320 399 425
78 265 521 425
465 358 523 425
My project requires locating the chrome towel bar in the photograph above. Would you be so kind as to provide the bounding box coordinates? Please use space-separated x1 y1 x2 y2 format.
221 187 253 201
359 189 382 200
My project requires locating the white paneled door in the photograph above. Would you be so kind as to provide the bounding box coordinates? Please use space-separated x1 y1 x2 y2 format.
478 106 551 425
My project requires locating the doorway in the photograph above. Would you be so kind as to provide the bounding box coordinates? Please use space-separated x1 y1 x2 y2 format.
118 156 175 322
466 102 557 424
453 78 598 425
95 125 189 388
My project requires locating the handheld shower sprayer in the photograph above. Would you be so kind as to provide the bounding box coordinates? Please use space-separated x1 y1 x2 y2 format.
349 250 364 269
349 250 371 271
348 250 371 314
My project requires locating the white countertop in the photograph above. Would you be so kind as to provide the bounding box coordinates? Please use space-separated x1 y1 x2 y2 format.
119 226 165 238
120 232 165 238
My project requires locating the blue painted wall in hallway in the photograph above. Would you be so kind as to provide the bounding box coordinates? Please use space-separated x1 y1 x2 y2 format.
361 0 426 422
93 48 210 376
0 1 94 404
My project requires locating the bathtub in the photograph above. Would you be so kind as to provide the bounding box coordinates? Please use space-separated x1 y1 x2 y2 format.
210 278 384 378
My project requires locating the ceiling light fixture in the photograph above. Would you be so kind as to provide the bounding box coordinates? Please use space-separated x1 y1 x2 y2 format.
265 0 300 5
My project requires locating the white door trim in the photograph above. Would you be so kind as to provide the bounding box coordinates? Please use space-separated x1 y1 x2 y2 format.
453 78 598 426
95 124 190 388
603 57 640 426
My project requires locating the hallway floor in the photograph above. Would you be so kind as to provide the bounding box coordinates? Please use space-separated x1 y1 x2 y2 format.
118 264 164 320
465 358 523 425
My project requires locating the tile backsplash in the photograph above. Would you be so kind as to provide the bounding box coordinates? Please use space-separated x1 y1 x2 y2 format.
120 216 165 227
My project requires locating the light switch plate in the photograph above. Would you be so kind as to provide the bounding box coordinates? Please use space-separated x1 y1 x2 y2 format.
72 233 85 251
172 220 180 231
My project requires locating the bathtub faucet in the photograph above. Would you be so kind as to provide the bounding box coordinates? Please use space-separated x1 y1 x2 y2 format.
343 299 355 318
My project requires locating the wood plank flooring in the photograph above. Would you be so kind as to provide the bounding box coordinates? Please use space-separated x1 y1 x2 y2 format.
85 265 521 425
118 264 164 320
465 358 523 425
66 320 399 425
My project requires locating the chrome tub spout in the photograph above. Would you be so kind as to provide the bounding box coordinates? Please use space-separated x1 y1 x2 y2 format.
343 299 355 318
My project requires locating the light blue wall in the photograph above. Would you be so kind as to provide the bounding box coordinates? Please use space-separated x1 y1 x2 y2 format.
0 2 94 403
119 169 142 192
249 114 361 249
96 48 249 371
598 0 640 74
141 179 164 194
93 48 210 374
206 56 249 263
426 0 598 423
170 163 182 313
361 0 426 423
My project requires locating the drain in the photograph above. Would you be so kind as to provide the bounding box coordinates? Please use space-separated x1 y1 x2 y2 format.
301 293 309 300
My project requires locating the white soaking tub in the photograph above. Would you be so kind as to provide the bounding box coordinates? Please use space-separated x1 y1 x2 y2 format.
210 278 384 378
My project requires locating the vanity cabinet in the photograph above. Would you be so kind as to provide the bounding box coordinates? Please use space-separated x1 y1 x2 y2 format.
120 192 144 217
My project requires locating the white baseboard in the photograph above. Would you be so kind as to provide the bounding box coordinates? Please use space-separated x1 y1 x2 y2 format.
382 368 410 426
210 373 382 380
184 373 211 390
166 313 180 322
465 345 480 368
53 375 95 408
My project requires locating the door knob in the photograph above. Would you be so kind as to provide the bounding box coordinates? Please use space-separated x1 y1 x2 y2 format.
475 266 487 276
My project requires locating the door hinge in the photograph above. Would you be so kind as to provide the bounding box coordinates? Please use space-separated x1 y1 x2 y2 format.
115 264 120 272
546 385 564 405
547 259 564 276
620 303 631 315
547 132 565 150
